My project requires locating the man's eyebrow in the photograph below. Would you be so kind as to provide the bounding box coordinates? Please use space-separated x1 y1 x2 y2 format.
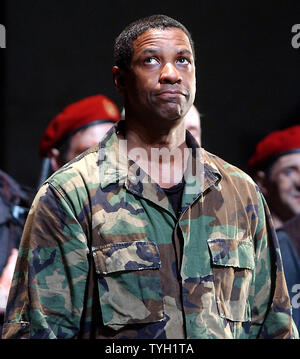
177 49 193 56
140 48 159 55
140 48 193 56
283 165 298 169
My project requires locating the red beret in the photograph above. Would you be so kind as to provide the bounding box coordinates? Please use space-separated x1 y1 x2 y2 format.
39 94 120 157
247 125 300 174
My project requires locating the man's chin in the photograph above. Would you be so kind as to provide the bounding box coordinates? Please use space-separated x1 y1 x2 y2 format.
160 108 184 122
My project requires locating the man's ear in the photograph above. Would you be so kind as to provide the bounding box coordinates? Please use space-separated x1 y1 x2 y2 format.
113 66 126 94
48 148 63 172
253 170 269 196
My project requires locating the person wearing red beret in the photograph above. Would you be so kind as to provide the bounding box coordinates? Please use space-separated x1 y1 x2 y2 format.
247 125 300 230
247 125 300 331
38 94 120 187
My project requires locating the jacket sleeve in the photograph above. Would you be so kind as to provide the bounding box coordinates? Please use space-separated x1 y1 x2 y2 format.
1 183 90 339
250 190 299 339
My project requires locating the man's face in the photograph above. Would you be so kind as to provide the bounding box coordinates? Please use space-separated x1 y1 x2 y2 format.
120 28 196 124
265 153 300 221
65 122 115 163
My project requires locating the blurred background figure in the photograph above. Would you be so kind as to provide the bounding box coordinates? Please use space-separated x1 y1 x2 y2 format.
247 125 300 230
282 213 300 257
247 125 300 331
38 94 120 187
184 104 201 146
0 170 33 333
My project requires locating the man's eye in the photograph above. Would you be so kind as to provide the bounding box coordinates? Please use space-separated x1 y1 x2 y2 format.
144 57 159 65
283 168 296 176
177 57 189 65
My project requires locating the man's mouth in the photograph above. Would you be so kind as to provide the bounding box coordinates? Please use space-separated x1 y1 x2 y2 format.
155 88 188 101
157 87 187 94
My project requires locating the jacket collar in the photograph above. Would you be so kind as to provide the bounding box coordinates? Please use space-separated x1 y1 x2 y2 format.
98 122 222 216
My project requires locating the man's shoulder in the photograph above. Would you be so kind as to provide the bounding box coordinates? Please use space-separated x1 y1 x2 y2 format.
203 149 258 188
46 128 119 194
47 145 101 193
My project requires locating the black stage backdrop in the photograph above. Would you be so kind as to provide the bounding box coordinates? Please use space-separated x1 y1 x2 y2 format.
1 0 300 189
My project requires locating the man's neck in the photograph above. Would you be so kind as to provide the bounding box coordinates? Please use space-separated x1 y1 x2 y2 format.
126 120 185 148
119 118 188 188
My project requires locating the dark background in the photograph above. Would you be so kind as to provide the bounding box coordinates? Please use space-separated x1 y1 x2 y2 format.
1 0 300 189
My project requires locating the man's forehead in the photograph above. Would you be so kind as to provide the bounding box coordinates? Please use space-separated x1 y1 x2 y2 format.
133 28 193 53
271 152 300 174
277 152 300 165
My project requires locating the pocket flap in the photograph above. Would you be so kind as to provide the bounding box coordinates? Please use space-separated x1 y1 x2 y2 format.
207 238 255 270
92 241 161 275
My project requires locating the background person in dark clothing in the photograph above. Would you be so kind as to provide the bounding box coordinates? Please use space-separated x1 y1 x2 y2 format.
0 170 33 333
247 125 300 331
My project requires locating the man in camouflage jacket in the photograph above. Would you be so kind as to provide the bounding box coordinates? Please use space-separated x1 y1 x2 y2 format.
2 15 297 339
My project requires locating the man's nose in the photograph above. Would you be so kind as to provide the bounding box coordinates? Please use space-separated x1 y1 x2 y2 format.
292 172 300 190
294 177 300 190
159 62 182 84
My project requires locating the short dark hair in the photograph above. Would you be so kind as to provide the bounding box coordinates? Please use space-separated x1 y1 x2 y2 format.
114 14 195 71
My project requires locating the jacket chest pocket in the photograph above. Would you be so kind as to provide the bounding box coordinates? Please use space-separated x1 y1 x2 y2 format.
92 240 164 330
207 238 255 322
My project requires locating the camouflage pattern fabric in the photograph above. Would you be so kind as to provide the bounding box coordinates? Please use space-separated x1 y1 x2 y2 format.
2 124 298 339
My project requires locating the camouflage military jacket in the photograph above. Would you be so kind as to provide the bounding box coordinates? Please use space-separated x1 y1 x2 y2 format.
2 125 296 339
